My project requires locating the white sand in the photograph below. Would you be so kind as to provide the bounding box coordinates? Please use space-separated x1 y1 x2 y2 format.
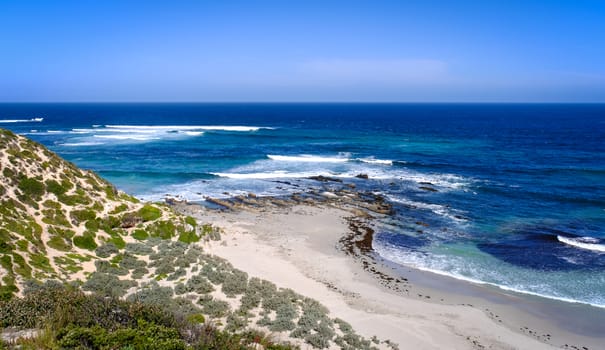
199 205 556 350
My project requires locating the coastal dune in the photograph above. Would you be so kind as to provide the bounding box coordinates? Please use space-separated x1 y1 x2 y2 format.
191 204 556 350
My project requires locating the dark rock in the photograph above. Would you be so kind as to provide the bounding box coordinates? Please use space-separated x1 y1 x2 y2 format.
355 173 369 179
419 186 438 192
308 175 342 183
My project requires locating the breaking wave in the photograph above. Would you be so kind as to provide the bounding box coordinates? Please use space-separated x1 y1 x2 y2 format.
558 236 605 253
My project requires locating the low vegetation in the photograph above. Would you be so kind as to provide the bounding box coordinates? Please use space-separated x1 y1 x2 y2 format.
0 283 297 350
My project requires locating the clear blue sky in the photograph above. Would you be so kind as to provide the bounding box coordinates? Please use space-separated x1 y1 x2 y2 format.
1 0 604 102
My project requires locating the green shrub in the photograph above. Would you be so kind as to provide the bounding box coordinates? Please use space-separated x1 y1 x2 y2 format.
132 229 149 240
47 236 72 251
110 203 129 214
148 220 176 239
138 204 162 222
185 216 197 227
70 209 97 224
73 233 98 251
59 321 187 350
109 234 126 249
45 179 67 196
178 230 200 243
18 177 45 199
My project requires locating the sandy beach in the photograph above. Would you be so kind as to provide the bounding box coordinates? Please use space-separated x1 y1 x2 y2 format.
175 200 604 350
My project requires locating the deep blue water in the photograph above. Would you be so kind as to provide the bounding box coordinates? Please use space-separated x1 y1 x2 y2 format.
1 103 604 307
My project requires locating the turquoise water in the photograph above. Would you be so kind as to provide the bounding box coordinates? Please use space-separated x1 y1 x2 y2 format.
1 103 604 307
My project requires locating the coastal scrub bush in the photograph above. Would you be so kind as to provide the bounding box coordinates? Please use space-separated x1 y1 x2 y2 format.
186 274 214 294
18 177 45 199
29 253 54 273
138 204 162 222
95 242 119 258
69 209 97 224
85 219 99 232
109 234 126 249
45 179 68 196
185 216 197 227
178 230 200 243
167 268 187 281
148 220 177 239
47 235 72 251
198 295 230 319
41 208 71 227
132 229 149 240
131 267 149 279
56 320 187 350
119 253 146 270
225 312 248 332
83 272 136 297
125 242 154 255
72 233 98 250
222 269 249 297
127 281 174 306
95 260 129 276
110 203 129 214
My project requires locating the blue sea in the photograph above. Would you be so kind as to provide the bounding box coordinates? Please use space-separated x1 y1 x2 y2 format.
2 103 604 308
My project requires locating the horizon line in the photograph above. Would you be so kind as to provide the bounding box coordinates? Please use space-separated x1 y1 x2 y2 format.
1 101 604 105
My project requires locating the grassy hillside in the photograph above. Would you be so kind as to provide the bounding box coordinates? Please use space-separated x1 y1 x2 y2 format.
0 128 204 300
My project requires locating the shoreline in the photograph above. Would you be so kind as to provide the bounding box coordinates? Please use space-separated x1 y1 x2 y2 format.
171 193 604 350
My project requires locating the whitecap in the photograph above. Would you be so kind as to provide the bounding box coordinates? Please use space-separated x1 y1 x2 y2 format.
181 131 204 136
268 154 349 163
356 157 393 165
104 125 271 132
93 134 160 141
211 170 327 179
557 236 605 253
59 142 104 147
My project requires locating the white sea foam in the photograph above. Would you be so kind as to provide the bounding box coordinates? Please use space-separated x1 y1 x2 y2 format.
60 142 104 147
387 195 468 223
211 171 330 179
182 131 204 136
93 134 160 141
267 154 394 165
104 125 271 132
267 154 349 163
356 157 393 165
557 236 605 253
0 117 43 123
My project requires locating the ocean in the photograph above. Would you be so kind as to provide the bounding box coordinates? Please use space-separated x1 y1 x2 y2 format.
1 103 604 308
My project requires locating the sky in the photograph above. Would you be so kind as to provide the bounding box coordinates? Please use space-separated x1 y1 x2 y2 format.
1 0 604 102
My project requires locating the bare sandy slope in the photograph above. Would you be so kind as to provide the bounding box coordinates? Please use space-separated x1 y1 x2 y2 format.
193 204 556 350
